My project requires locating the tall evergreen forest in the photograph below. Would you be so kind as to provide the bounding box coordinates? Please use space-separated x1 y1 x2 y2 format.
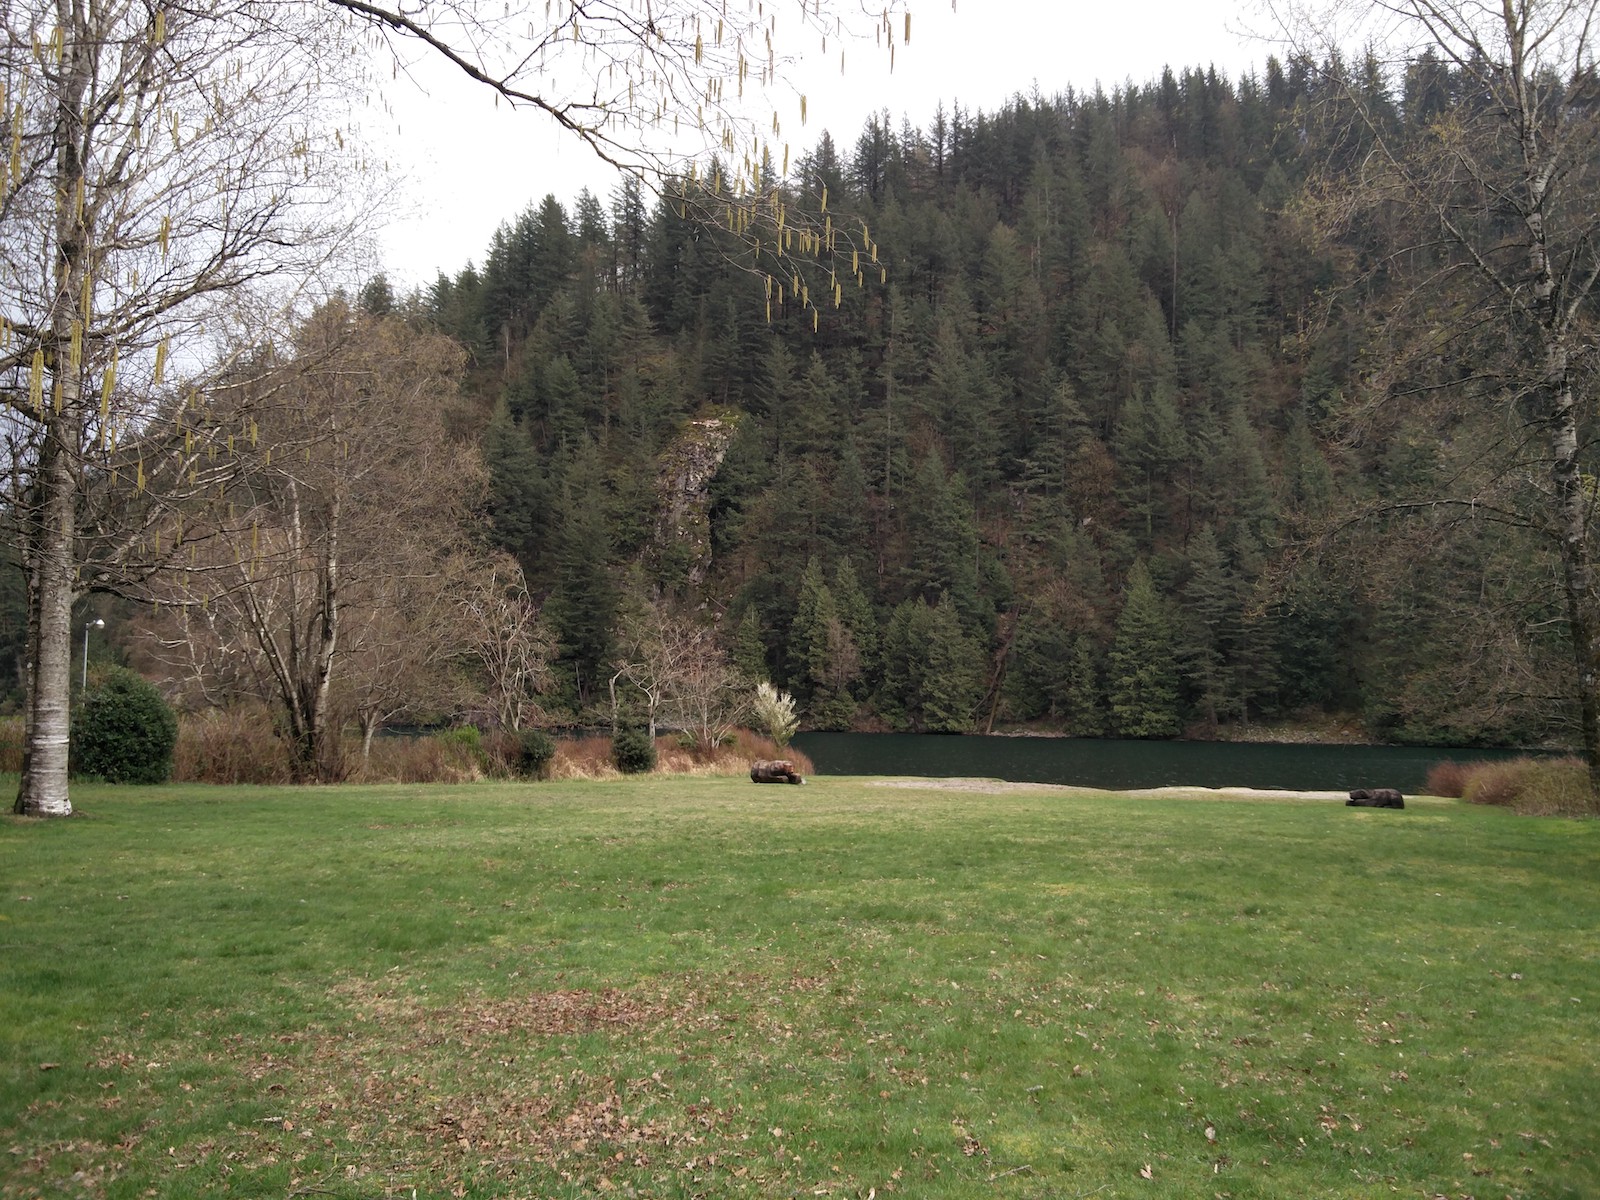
412 57 1586 748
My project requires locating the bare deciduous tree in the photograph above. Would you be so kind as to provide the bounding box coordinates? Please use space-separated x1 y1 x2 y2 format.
458 566 556 734
141 302 480 780
1279 0 1600 785
670 633 750 754
2 0 359 814
611 592 746 749
337 552 484 764
610 592 703 738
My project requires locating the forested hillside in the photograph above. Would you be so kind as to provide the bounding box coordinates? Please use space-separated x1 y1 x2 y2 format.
398 54 1583 749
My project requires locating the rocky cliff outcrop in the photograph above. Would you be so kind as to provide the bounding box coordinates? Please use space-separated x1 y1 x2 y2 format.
649 413 739 588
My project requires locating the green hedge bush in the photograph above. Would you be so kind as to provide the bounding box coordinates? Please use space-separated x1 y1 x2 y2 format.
71 669 179 784
610 728 657 774
515 728 557 778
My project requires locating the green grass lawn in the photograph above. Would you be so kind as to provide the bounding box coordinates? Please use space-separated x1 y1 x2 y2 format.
2 776 1596 1199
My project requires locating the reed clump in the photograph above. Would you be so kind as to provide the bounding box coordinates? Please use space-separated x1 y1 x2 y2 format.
1431 755 1596 817
1422 759 1472 798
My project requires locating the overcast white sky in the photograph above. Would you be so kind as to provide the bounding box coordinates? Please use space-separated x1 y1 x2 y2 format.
372 0 1277 290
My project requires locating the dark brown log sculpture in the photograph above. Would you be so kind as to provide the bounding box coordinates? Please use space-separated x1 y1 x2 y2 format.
1347 788 1405 809
751 759 805 785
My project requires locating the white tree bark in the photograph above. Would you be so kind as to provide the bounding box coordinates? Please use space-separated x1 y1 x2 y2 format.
15 429 77 816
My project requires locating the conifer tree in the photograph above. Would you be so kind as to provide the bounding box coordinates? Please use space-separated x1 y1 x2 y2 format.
902 453 984 626
822 439 872 562
528 195 576 318
1177 526 1234 732
1064 635 1109 738
1108 561 1183 738
875 595 982 732
733 607 769 684
1225 528 1282 720
481 400 548 564
610 177 648 295
545 441 619 709
790 557 836 700
876 598 929 731
1113 384 1188 542
831 559 880 696
921 597 984 734
382 41 1600 757
790 557 858 729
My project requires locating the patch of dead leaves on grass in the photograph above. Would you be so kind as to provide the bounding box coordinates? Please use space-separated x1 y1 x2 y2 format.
333 979 699 1044
280 981 734 1189
7 973 877 1198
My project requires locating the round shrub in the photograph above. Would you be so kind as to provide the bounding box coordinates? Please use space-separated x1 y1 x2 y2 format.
515 728 558 778
437 724 482 751
611 727 657 775
1423 759 1470 798
1462 760 1528 809
432 724 489 776
71 668 179 784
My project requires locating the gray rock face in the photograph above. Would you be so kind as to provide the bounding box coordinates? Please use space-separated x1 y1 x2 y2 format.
651 415 738 586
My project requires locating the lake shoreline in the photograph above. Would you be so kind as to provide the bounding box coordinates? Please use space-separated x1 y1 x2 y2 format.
865 777 1363 802
977 721 1564 752
792 730 1551 794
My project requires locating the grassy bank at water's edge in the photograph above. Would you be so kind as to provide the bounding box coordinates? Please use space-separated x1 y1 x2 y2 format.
2 776 1596 1198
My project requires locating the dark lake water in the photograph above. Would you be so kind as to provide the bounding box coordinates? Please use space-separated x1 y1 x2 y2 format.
790 732 1547 794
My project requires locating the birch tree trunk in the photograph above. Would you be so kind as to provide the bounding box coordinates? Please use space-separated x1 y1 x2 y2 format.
14 429 77 816
14 2 91 816
1513 12 1600 787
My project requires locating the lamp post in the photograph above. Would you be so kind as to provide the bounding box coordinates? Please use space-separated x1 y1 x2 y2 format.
82 618 104 691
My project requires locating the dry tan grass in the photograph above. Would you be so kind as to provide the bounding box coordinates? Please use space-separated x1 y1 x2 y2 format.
0 715 20 775
0 709 814 786
547 730 812 781
173 705 292 784
164 715 814 786
1424 759 1472 798
1461 756 1595 816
